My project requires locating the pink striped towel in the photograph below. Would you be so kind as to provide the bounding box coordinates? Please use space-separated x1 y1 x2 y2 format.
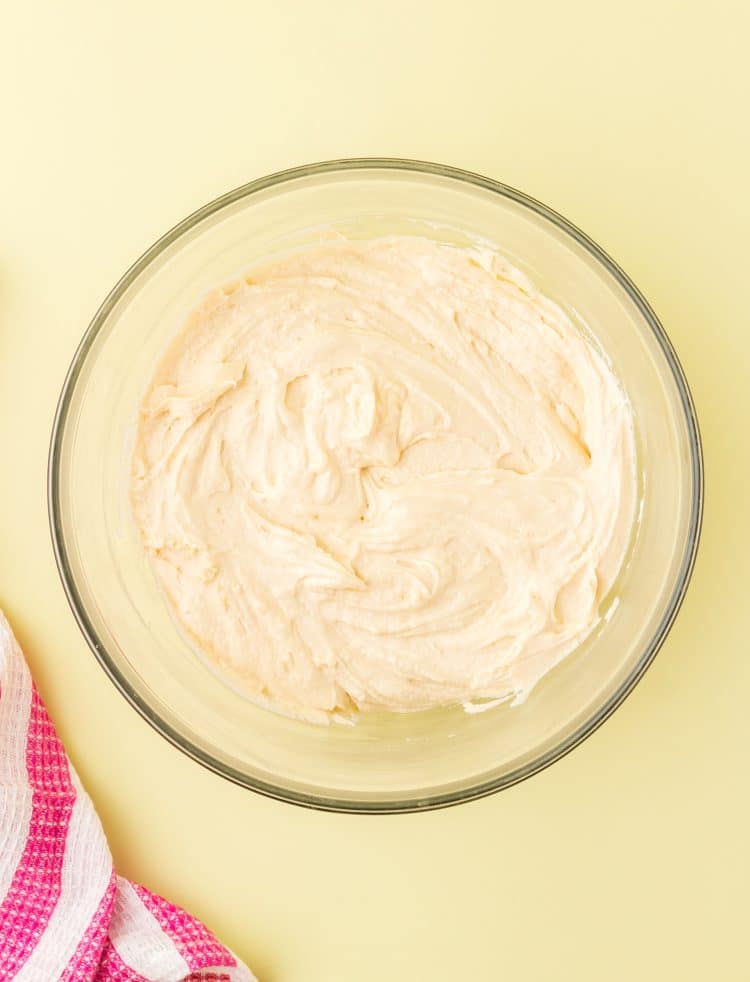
0 612 255 982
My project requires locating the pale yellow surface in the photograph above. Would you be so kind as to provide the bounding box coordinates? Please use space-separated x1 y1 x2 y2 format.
0 1 747 979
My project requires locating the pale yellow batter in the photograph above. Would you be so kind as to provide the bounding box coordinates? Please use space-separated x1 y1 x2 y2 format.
131 236 636 720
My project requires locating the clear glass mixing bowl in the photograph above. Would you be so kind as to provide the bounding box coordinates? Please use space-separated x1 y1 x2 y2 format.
49 159 703 812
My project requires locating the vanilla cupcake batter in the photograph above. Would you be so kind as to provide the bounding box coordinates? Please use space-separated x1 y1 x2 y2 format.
131 236 636 720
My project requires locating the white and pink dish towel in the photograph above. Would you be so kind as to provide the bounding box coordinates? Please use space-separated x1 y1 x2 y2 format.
0 611 255 981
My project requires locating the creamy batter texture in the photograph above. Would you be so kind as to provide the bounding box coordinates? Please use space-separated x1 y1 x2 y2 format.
132 236 636 720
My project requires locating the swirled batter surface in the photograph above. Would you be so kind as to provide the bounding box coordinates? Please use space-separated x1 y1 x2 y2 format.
132 236 636 720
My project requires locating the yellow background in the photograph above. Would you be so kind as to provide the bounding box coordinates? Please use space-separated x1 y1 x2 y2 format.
1 2 747 979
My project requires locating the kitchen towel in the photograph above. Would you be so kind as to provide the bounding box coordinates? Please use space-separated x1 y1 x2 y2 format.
0 611 255 981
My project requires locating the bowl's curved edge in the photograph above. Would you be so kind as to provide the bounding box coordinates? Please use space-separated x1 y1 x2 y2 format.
47 157 705 813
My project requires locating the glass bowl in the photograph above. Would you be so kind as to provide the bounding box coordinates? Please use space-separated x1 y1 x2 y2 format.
49 159 703 813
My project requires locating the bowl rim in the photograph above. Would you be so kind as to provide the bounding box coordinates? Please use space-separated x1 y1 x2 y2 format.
48 157 704 814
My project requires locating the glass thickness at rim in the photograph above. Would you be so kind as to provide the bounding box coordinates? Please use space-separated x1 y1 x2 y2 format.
48 158 704 814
